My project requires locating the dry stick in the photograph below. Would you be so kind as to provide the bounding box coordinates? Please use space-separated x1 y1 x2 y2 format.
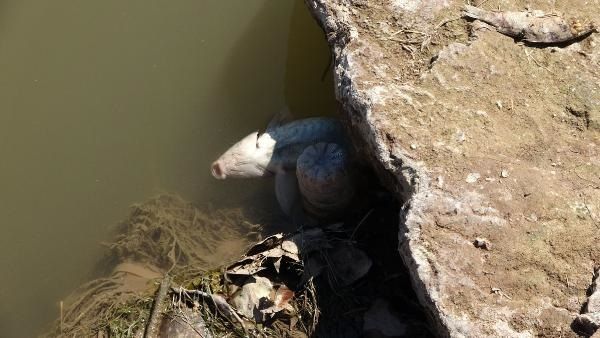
524 49 554 74
420 16 461 51
350 208 374 240
583 195 600 229
60 301 64 335
321 53 333 82
144 275 172 338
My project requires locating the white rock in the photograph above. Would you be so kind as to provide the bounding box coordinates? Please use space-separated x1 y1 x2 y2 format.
230 276 274 321
466 173 480 183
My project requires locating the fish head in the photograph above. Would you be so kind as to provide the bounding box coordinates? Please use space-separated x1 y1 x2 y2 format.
211 131 273 179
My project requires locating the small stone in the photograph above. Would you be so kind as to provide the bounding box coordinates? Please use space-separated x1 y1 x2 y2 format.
586 267 600 313
496 101 503 110
473 238 491 250
231 276 274 321
525 213 538 222
410 144 417 150
437 176 444 188
574 313 600 336
466 173 480 183
588 292 600 313
500 169 509 178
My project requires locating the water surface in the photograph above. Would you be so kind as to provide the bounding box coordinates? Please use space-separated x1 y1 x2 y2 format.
0 1 334 336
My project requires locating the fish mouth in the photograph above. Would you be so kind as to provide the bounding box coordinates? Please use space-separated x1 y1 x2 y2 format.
211 161 226 179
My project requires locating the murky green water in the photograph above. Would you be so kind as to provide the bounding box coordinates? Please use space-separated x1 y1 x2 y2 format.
0 1 334 336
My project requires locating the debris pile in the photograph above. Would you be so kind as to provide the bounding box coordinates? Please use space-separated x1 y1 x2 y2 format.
44 183 431 337
167 232 319 337
160 192 434 338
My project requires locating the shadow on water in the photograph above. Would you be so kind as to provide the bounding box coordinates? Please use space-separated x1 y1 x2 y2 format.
202 1 337 225
188 0 292 213
0 1 338 336
0 1 336 336
285 0 337 117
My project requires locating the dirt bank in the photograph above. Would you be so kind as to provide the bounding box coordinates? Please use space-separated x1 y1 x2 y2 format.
306 0 600 337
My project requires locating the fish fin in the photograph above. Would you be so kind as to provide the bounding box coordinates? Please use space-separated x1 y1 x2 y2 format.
275 171 300 217
266 106 293 131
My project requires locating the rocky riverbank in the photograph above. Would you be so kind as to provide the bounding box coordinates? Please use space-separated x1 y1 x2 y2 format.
306 0 600 337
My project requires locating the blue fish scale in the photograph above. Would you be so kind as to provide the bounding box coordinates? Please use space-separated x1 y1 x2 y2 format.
269 118 344 149
267 118 346 171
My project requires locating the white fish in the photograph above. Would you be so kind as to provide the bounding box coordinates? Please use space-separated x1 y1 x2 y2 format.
211 115 346 216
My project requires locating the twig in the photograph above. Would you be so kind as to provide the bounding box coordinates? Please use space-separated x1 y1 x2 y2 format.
473 0 490 8
434 17 461 30
350 208 374 240
321 53 333 82
583 195 600 228
60 301 64 335
491 287 512 300
524 49 554 74
387 37 423 44
172 286 211 299
572 167 600 188
144 275 172 338
389 28 427 37
421 17 461 51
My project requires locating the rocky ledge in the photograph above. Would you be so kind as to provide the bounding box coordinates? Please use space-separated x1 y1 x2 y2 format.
306 0 600 337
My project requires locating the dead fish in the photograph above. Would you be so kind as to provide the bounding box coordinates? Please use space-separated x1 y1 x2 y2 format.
211 114 346 215
463 5 598 44
211 117 345 179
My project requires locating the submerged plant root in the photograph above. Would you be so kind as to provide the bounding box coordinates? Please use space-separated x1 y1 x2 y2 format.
44 194 262 337
106 194 262 277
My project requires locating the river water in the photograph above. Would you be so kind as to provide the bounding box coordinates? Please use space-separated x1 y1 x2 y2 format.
0 1 335 336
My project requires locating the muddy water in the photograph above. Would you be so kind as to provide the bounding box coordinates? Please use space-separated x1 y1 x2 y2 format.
0 1 334 336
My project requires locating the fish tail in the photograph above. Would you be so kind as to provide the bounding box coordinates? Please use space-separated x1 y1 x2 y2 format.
463 5 488 20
